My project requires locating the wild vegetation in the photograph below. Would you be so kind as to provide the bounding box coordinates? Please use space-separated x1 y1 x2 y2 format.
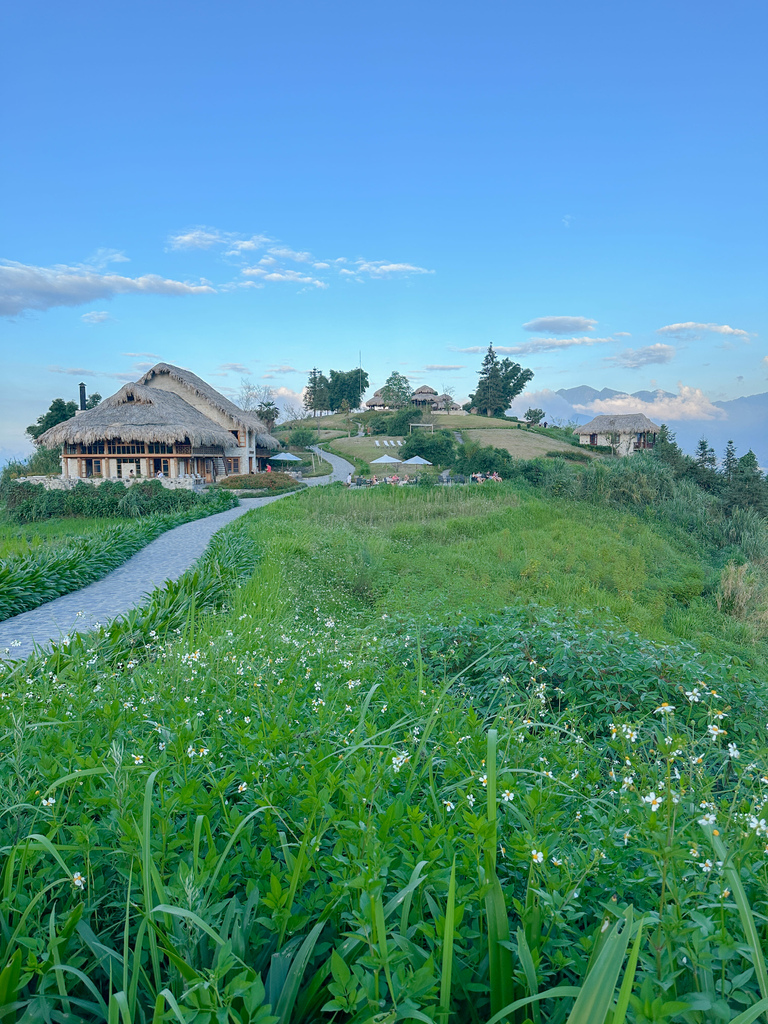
217 473 306 495
2 469 768 1021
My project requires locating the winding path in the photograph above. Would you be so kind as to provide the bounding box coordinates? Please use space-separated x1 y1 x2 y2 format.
0 448 353 660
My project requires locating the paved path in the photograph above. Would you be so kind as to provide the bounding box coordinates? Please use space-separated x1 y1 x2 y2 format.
0 449 354 660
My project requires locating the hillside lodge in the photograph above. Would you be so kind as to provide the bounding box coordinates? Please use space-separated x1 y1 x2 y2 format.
38 363 279 485
365 384 462 412
576 413 660 456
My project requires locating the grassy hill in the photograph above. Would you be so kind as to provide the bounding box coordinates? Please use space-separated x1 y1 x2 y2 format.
2 474 768 1019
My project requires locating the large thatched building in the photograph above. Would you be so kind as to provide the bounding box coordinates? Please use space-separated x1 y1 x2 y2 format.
577 413 660 456
38 363 279 483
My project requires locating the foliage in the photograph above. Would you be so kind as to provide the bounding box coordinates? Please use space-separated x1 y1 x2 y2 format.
288 425 318 448
26 398 77 442
380 371 413 408
3 487 768 1019
328 368 370 412
545 448 590 462
399 429 456 465
454 441 515 475
256 400 280 431
1 479 235 524
368 407 422 436
303 368 331 416
238 380 274 414
0 488 237 619
1 445 63 484
524 407 545 424
86 391 102 409
217 473 305 493
469 344 534 417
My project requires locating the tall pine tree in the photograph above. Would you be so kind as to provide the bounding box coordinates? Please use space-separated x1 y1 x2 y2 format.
469 345 533 417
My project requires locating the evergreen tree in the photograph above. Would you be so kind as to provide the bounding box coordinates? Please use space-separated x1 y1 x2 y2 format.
26 398 78 442
724 450 768 515
86 392 102 409
722 440 738 484
653 424 689 475
469 345 533 417
315 374 331 415
695 437 717 470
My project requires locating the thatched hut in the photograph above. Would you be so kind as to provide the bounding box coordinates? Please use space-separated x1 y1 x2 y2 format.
365 389 389 410
38 364 279 483
576 413 660 455
411 385 439 408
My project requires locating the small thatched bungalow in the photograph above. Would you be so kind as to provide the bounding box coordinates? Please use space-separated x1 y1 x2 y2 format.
39 363 279 483
411 385 439 407
365 389 389 410
577 413 660 456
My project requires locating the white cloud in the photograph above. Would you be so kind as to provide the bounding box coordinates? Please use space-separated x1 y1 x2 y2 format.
219 362 251 374
656 321 751 340
81 310 115 325
424 364 464 371
84 248 130 269
354 260 434 278
562 214 573 228
272 365 298 373
268 247 312 263
48 365 98 376
523 316 597 334
313 262 330 269
487 336 614 356
167 227 236 250
122 351 161 358
614 331 632 337
575 385 726 421
242 267 327 288
605 344 676 369
0 260 215 316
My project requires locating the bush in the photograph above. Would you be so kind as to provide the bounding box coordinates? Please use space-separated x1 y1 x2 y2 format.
2 479 207 523
399 429 455 465
454 444 515 476
368 407 422 435
217 472 301 492
289 425 318 447
0 445 63 485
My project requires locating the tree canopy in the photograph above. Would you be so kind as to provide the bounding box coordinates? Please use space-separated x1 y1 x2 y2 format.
328 368 369 412
303 368 331 416
26 398 78 443
469 345 533 417
380 371 412 408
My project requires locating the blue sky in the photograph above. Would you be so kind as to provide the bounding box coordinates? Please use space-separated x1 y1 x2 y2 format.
1 0 765 460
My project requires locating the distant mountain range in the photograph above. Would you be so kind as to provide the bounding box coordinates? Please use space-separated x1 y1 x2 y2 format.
550 385 768 468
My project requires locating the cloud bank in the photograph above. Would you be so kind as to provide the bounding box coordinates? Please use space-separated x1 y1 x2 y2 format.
605 344 676 368
1 260 214 317
576 385 726 421
522 316 597 334
656 321 751 340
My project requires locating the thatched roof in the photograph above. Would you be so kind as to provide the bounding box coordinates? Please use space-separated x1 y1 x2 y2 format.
366 389 386 407
412 385 438 396
38 383 247 448
136 362 276 444
577 413 660 434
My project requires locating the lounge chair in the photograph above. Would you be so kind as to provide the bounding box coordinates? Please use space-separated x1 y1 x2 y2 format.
374 440 381 447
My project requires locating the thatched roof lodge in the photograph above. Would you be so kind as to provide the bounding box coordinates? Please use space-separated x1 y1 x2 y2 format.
411 385 439 407
365 389 388 410
577 413 660 456
39 363 279 484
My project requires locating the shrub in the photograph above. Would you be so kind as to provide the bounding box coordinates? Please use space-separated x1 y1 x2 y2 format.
546 447 589 462
2 478 207 523
217 472 302 492
289 425 317 447
369 407 422 435
398 429 455 465
454 443 515 476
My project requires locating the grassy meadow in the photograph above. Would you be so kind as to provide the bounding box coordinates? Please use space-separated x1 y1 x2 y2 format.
3 478 768 1021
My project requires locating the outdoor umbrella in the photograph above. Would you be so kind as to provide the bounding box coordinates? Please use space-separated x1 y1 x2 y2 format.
370 454 401 464
401 455 432 465
269 453 303 461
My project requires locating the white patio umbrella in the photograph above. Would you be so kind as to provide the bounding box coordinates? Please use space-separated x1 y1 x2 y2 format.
401 455 432 465
370 454 401 464
269 453 303 461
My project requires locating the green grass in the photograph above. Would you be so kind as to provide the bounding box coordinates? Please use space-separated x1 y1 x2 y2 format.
2 483 768 1021
0 515 114 559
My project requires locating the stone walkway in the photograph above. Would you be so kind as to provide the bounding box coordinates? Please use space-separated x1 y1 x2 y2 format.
0 449 353 660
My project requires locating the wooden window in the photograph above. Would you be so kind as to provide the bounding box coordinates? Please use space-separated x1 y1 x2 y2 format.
108 441 145 455
226 457 240 474
589 433 597 445
148 442 172 454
